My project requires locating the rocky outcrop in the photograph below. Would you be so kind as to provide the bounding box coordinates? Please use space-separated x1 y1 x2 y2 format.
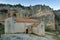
30 5 55 30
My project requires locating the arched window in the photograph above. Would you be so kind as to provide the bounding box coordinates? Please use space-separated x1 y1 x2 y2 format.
13 14 16 17
0 9 8 13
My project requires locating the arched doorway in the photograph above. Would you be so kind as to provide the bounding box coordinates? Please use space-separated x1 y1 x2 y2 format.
26 28 28 34
0 23 5 34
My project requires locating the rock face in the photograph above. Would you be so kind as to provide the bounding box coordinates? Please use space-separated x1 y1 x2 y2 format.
53 10 60 32
29 5 55 30
0 4 55 31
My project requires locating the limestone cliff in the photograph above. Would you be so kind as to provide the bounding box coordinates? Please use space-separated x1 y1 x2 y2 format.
0 4 55 31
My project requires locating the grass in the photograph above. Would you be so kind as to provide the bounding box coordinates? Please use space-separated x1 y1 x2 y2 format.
53 35 60 40
46 31 60 40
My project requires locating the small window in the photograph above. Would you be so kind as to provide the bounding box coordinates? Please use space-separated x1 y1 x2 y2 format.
13 14 16 17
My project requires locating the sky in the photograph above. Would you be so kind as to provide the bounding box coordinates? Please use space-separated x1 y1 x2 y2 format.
0 0 60 10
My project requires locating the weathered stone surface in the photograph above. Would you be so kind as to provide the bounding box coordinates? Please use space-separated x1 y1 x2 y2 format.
1 34 55 40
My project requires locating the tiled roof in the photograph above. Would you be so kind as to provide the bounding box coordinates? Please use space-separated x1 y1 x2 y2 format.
15 18 38 23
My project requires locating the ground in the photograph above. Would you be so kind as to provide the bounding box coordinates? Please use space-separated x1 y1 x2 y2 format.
1 32 60 40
